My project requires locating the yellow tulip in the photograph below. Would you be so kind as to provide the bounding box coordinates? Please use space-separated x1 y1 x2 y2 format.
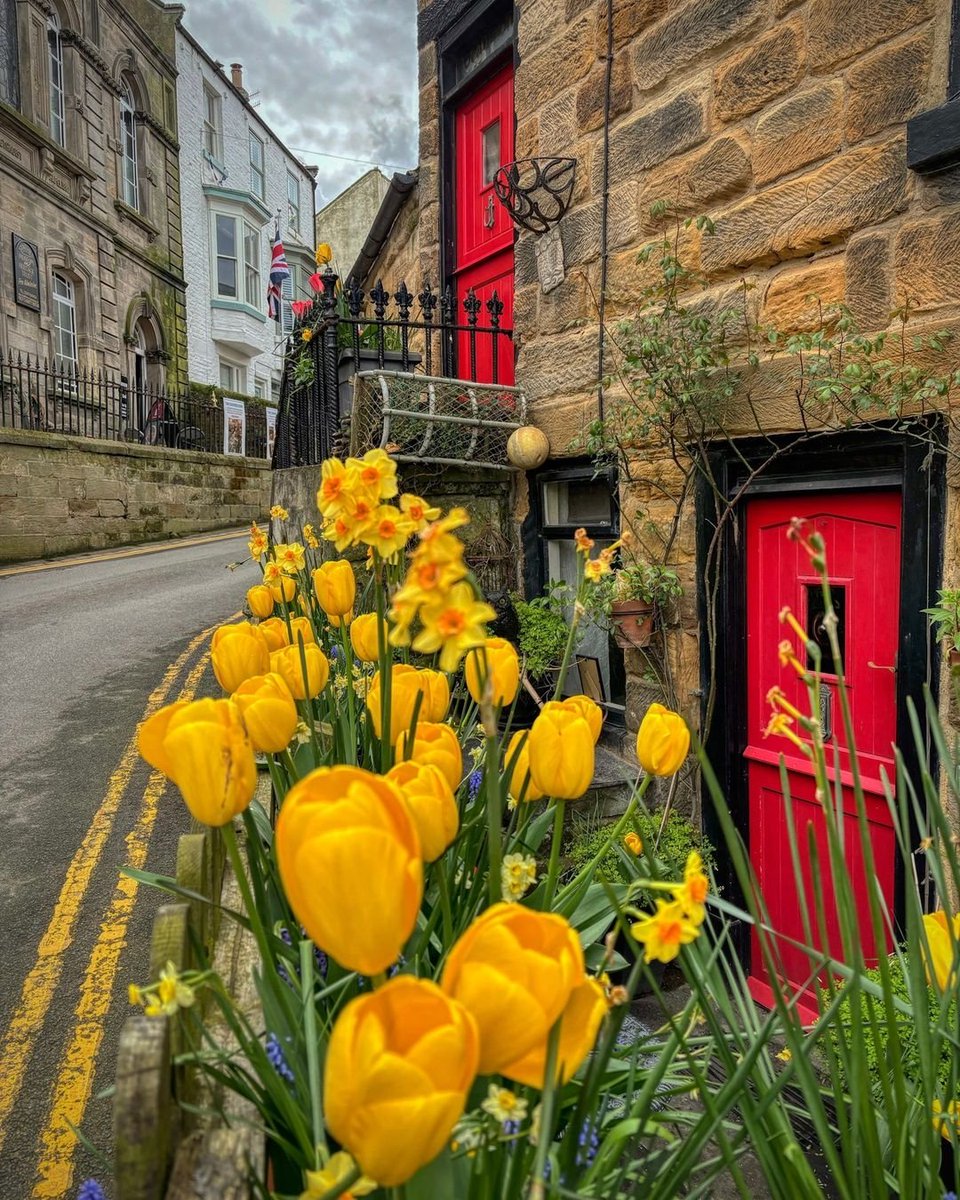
312 560 356 617
418 668 450 721
210 622 270 693
501 976 607 1088
257 616 290 652
464 637 520 707
503 730 544 803
138 698 256 826
275 765 422 974
366 664 424 743
268 573 298 604
329 610 353 628
246 584 274 619
324 977 478 1187
441 903 585 1073
528 706 594 799
350 611 388 662
287 616 316 646
315 241 333 267
396 721 463 791
636 703 690 776
387 760 459 861
270 643 329 699
552 694 603 742
922 910 960 991
232 672 298 753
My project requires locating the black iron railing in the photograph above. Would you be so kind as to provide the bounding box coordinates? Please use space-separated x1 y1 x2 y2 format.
0 352 270 459
272 270 515 469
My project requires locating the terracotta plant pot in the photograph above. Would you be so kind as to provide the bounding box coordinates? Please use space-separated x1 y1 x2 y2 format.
948 646 960 670
611 599 655 650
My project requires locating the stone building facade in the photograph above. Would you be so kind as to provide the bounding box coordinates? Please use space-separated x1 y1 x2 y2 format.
315 167 390 280
0 0 187 390
175 27 317 402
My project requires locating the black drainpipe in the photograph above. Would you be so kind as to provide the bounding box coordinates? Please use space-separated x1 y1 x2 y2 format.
596 0 614 425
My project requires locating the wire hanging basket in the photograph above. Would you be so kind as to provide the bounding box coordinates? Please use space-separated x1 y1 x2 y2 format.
493 157 577 234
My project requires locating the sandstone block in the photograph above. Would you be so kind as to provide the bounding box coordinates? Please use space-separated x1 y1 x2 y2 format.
98 499 127 517
845 232 891 331
637 135 751 231
845 33 931 142
576 52 632 134
894 212 960 312
809 0 931 72
714 22 804 122
538 269 595 335
632 0 766 91
754 80 843 186
517 326 600 401
513 284 539 340
559 201 602 266
540 90 577 158
607 87 708 188
516 15 596 116
762 257 846 332
515 116 539 160
701 139 907 274
604 226 703 317
597 0 668 52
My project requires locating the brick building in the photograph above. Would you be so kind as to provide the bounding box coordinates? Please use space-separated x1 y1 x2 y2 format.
0 0 187 395
360 0 960 990
175 26 317 402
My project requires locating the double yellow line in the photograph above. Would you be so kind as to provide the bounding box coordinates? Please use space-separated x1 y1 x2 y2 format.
0 617 235 1194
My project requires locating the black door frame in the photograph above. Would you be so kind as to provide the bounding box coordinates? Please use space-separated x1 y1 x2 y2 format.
699 420 946 967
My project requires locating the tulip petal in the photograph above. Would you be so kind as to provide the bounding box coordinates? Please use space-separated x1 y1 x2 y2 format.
351 1091 468 1188
138 701 188 779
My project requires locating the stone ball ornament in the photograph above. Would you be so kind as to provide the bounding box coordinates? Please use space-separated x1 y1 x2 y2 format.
507 425 550 470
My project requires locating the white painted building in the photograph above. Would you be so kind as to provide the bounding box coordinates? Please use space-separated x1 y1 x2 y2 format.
175 24 317 401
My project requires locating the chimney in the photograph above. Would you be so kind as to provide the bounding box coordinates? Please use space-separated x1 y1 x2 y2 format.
230 63 247 98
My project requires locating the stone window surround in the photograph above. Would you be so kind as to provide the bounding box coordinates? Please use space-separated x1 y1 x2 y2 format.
47 9 66 147
42 245 98 365
51 270 77 370
906 3 960 174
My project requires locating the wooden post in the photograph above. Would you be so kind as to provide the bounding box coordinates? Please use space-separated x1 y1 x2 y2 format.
114 1015 173 1200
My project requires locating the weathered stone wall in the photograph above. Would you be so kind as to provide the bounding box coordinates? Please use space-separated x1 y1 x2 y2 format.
0 428 271 562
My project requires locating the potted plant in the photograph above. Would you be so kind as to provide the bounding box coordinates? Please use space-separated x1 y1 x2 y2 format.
923 587 960 668
511 583 572 716
610 562 682 649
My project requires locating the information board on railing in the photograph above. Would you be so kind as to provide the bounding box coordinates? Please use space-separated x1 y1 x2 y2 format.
265 406 277 461
223 398 246 456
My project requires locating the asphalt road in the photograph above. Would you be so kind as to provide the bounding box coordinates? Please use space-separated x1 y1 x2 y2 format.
0 530 258 1198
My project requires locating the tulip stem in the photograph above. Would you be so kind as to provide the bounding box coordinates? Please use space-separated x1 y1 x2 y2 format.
338 623 357 765
437 860 454 946
529 1016 563 1199
372 971 387 989
300 938 328 1166
221 820 277 999
485 731 502 904
543 799 566 908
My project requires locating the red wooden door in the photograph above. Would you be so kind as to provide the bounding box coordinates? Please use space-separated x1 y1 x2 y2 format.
744 491 902 1015
453 63 514 384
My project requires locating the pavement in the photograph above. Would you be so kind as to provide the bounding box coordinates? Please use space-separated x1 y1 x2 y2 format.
0 529 258 1198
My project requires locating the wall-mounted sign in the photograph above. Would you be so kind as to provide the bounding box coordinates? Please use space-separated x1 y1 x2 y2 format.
223 396 246 456
12 234 40 311
265 406 277 461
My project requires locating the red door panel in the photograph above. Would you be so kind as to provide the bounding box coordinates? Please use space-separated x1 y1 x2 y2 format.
453 63 514 385
744 491 901 1014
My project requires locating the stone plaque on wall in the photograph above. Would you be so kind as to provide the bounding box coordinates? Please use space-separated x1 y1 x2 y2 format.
12 234 40 311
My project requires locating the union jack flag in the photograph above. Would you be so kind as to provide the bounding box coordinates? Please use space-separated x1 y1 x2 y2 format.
267 223 290 322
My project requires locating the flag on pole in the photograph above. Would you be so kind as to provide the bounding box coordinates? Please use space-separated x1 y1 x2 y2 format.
267 220 290 322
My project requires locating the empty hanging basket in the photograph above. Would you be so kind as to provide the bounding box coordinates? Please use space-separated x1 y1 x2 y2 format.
493 157 577 234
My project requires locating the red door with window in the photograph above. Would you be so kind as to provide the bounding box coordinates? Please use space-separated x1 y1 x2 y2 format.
744 491 901 1015
453 63 514 384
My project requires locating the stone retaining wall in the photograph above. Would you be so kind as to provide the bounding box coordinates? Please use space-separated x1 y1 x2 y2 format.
0 428 271 562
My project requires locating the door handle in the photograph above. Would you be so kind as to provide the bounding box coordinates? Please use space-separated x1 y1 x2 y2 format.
483 194 495 229
867 661 897 673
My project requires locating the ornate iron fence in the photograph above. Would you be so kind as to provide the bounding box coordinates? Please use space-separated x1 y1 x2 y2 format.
0 352 269 458
272 270 517 469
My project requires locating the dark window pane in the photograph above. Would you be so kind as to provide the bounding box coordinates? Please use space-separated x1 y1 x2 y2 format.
483 118 500 184
217 257 237 297
805 583 846 673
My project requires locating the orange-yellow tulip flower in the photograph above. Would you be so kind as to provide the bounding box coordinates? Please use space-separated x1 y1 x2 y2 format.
270 643 329 699
636 703 690 777
418 668 450 722
275 765 422 975
324 977 478 1186
350 612 388 663
552 694 603 742
528 706 594 799
503 730 544 803
210 622 270 693
287 615 316 645
500 976 607 1088
922 910 960 991
387 760 459 861
312 560 356 617
396 721 463 791
232 672 298 753
441 903 585 1073
246 584 274 619
257 616 290 652
464 637 520 708
138 698 256 826
366 664 425 744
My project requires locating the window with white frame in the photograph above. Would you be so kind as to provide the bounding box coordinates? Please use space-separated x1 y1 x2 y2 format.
51 272 77 372
47 12 65 147
219 359 245 392
287 171 301 237
253 375 266 400
280 269 294 334
214 213 262 307
120 83 139 209
202 83 222 160
0 0 20 109
249 131 265 201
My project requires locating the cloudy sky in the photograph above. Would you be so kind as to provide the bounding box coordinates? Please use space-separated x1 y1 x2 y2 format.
181 0 419 209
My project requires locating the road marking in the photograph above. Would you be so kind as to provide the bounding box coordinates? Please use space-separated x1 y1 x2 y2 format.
31 648 212 1199
0 621 218 1157
0 527 249 578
